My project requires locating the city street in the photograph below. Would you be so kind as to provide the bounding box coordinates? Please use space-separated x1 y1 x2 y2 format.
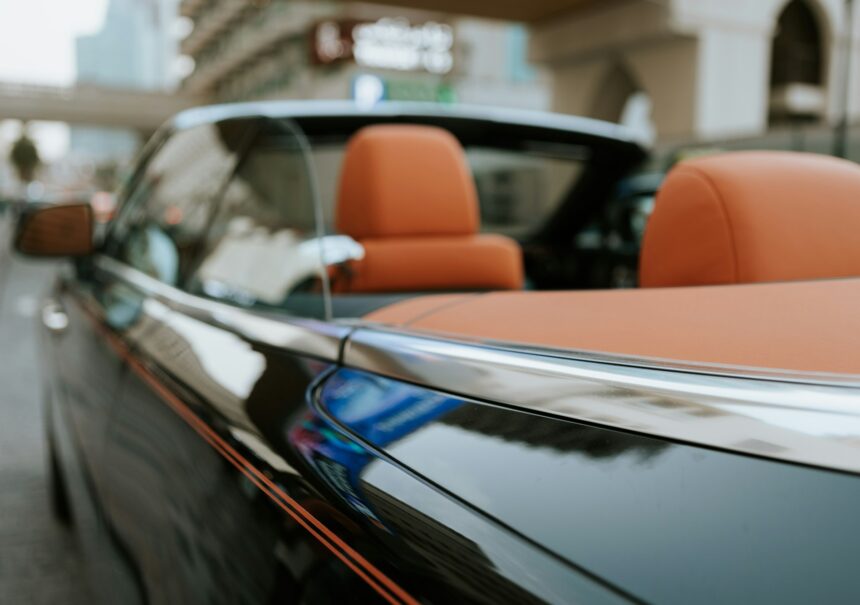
0 214 91 603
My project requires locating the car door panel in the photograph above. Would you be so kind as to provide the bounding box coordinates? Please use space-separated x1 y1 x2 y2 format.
50 267 135 492
94 266 407 603
45 370 145 605
44 264 151 603
95 278 628 604
317 367 860 605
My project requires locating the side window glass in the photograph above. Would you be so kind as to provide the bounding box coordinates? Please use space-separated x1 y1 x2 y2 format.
106 122 250 285
186 120 328 320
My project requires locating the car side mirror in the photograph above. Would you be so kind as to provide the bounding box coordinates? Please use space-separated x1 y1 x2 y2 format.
14 202 95 257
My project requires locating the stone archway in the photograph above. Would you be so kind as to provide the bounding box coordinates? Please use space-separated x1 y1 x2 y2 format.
769 0 828 124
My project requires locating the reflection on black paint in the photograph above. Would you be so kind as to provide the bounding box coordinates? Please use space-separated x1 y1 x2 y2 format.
291 369 463 524
98 280 145 330
103 309 388 604
361 482 552 605
243 342 326 456
105 361 289 604
307 370 631 605
319 368 860 605
439 402 667 461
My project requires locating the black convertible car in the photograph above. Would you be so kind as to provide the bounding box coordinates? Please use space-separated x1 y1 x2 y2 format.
15 101 860 604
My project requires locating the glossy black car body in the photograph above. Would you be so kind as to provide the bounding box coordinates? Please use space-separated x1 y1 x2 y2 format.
36 103 860 604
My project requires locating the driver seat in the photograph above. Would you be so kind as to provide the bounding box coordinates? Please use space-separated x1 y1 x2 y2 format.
334 125 524 293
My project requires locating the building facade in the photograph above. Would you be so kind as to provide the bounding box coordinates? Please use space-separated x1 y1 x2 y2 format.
72 0 179 163
178 0 860 154
529 0 860 147
178 0 550 112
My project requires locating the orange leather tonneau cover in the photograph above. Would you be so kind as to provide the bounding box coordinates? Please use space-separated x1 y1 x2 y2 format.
364 279 860 374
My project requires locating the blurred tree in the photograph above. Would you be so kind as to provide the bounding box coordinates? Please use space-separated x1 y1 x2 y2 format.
10 126 40 183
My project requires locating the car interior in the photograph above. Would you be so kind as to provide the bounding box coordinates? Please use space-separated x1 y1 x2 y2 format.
334 122 860 295
289 112 646 295
304 119 647 317
117 113 647 320
364 140 860 373
105 112 860 368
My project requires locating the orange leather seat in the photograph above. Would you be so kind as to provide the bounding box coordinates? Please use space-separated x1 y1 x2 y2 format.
365 279 860 374
640 151 860 287
334 125 523 293
366 150 860 372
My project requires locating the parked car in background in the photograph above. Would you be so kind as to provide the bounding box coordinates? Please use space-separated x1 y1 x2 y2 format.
15 101 860 604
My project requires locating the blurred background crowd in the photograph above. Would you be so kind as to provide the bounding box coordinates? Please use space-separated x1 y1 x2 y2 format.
1 0 858 205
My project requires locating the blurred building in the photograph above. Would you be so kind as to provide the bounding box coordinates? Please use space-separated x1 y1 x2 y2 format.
529 0 860 145
178 0 549 111
175 0 860 154
72 0 180 163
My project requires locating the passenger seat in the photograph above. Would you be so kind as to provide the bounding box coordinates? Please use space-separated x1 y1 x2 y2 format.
334 125 524 293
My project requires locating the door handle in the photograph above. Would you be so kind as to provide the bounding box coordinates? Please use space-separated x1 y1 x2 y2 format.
42 302 69 334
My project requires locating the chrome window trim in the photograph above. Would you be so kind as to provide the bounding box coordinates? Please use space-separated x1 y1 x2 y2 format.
344 327 860 474
363 325 860 387
94 255 346 361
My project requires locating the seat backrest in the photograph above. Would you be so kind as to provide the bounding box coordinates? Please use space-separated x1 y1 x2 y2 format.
335 125 523 293
639 151 860 287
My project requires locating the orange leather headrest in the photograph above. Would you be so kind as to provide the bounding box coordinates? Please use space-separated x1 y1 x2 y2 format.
640 151 860 287
336 125 480 238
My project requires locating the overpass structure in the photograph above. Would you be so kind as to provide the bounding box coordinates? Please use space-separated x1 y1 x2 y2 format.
0 81 202 132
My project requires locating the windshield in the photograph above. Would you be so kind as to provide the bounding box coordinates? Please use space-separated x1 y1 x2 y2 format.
307 139 587 240
172 118 332 319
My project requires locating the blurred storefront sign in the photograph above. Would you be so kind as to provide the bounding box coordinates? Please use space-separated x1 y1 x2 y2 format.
352 73 456 108
313 18 454 75
312 20 358 65
181 1 548 112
